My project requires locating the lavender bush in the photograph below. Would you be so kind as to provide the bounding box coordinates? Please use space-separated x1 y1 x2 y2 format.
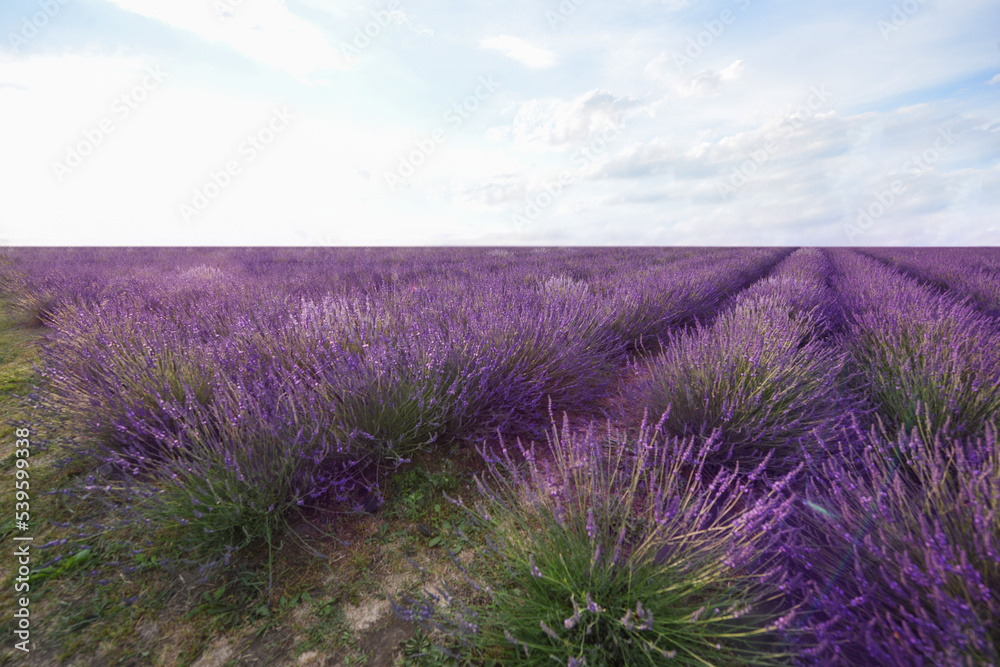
391 412 809 665
734 248 843 336
861 248 1000 320
638 249 857 478
778 420 1000 665
132 372 361 562
600 248 791 354
829 249 1000 442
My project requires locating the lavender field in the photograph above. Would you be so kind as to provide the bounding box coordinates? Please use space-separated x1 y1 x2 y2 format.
1 247 998 666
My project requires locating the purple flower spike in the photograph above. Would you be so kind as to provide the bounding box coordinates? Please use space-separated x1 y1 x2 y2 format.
590 544 602 571
529 553 543 578
540 620 561 642
564 595 582 629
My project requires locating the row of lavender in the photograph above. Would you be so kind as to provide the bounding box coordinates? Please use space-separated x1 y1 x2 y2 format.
636 247 856 478
0 247 738 325
859 247 1000 320
396 247 1000 665
0 247 787 563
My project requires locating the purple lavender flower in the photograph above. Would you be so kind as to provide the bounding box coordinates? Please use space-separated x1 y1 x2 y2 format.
529 553 542 578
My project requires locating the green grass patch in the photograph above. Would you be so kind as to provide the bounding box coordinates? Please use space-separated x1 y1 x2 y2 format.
0 294 43 435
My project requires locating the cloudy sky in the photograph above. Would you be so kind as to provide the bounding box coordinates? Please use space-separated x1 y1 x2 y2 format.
0 0 997 245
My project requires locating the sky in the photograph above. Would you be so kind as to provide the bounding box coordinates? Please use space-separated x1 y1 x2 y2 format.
0 0 998 246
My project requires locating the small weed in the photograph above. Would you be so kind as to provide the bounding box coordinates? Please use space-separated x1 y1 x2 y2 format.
255 590 311 637
401 628 438 666
402 628 457 667
402 628 501 667
187 584 243 627
30 548 95 584
343 651 369 665
368 522 409 547
389 465 462 523
298 596 352 653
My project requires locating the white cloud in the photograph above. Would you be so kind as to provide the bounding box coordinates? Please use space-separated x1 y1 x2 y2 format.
474 96 999 244
479 35 556 69
642 51 673 80
496 90 644 147
100 0 349 79
973 119 1000 134
684 60 745 97
484 126 511 142
644 53 746 98
453 174 528 206
632 0 692 9
989 73 1000 85
390 9 434 37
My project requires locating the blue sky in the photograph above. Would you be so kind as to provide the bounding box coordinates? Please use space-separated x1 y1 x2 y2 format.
0 0 997 245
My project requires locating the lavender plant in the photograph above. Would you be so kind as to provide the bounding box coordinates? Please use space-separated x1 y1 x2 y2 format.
414 281 622 440
735 248 843 336
830 249 1000 442
601 248 792 354
38 292 224 461
391 412 809 665
638 293 854 478
862 248 1000 320
128 368 362 571
778 421 1000 666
